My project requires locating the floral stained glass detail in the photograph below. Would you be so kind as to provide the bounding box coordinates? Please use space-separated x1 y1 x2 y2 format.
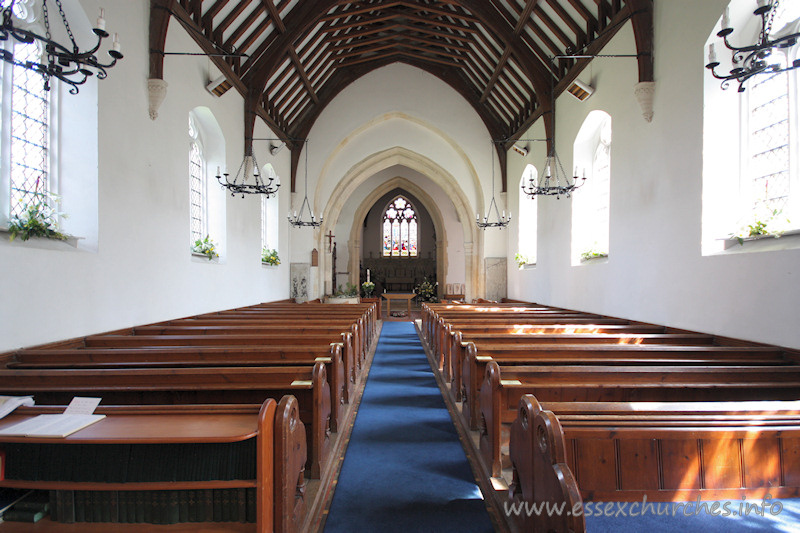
382 196 418 257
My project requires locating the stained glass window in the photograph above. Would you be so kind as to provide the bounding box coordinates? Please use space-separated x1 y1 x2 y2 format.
382 196 418 257
8 41 50 218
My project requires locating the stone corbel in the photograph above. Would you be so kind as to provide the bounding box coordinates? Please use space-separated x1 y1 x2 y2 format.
633 81 655 123
148 78 168 120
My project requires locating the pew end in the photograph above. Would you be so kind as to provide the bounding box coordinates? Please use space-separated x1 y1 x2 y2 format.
507 395 585 533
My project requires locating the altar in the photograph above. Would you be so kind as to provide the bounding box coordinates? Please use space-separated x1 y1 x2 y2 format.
381 292 416 318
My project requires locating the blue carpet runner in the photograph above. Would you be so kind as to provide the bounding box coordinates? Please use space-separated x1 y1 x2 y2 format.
323 321 495 533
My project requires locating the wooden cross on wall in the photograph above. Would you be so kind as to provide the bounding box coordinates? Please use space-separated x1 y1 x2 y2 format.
326 230 335 253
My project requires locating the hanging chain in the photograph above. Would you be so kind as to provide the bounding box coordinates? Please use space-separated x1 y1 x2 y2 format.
764 0 779 41
42 0 51 41
53 0 78 51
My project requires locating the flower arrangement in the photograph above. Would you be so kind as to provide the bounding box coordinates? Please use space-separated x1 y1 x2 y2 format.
414 277 438 303
362 281 375 297
7 196 68 242
262 248 280 265
192 235 219 260
729 209 789 245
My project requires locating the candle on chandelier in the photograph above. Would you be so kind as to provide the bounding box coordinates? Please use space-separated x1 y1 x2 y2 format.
708 43 717 64
757 0 769 8
97 8 106 31
112 33 121 53
721 7 730 29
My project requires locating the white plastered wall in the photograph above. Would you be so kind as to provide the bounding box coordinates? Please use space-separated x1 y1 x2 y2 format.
507 0 800 350
0 0 290 352
288 64 508 301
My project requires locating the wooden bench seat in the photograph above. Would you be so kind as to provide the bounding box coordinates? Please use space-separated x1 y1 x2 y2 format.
7 342 348 434
164 319 369 366
459 343 791 428
507 395 800 533
0 398 306 531
478 361 800 477
0 364 332 478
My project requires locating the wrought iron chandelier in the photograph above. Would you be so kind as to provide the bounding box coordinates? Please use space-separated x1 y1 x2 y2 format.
216 151 280 197
521 150 586 199
706 0 800 92
0 0 123 94
289 140 322 228
476 141 511 229
521 65 586 199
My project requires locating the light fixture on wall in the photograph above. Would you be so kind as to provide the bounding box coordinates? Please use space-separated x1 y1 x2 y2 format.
216 150 280 198
289 140 322 228
476 141 511 229
0 0 123 94
706 0 800 92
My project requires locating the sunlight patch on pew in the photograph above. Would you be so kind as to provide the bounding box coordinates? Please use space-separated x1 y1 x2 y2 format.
617 336 644 344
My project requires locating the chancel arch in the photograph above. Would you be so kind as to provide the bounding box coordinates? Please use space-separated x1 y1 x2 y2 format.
347 179 446 298
321 147 481 301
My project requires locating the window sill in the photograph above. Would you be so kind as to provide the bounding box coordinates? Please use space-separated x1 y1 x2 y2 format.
0 227 82 250
262 263 280 268
191 252 220 263
718 229 800 253
579 254 609 264
516 263 536 270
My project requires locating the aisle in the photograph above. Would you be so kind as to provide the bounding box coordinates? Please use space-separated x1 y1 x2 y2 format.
323 321 494 533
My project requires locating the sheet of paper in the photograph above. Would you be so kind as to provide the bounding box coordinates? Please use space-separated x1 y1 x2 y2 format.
64 397 101 415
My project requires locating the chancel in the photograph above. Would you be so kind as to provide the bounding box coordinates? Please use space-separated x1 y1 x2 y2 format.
1 1 800 532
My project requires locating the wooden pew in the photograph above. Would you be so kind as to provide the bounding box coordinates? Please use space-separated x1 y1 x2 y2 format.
7 342 348 433
165 318 369 370
447 329 718 400
479 361 800 477
0 363 332 479
133 323 367 376
0 397 307 531
507 395 800 533
460 342 791 429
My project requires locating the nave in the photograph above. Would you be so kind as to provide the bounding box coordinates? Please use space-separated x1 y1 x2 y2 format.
323 321 494 532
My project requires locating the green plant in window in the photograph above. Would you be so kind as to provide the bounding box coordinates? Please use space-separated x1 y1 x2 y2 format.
514 252 531 268
192 235 219 260
262 248 280 265
361 281 375 297
7 195 68 242
730 209 789 245
580 249 608 261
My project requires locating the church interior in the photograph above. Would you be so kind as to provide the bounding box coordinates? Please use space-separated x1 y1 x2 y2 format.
1 0 800 531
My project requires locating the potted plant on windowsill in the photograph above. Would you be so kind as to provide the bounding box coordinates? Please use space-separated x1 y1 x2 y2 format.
192 235 219 261
262 248 280 266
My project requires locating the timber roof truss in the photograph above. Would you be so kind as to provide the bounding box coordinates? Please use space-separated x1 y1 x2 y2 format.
150 0 653 191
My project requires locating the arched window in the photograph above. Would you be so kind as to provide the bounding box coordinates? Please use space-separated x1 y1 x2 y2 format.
382 196 418 257
188 114 206 244
188 107 226 257
517 165 538 264
572 111 612 263
261 163 279 253
703 2 800 253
